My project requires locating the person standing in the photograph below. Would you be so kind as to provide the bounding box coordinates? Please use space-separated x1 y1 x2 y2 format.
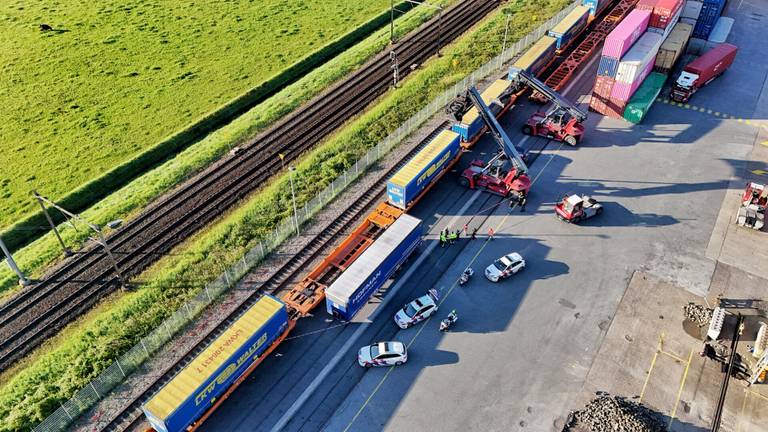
488 227 494 240
455 229 461 240
448 230 457 245
439 230 447 248
519 191 527 213
471 227 478 240
462 223 468 236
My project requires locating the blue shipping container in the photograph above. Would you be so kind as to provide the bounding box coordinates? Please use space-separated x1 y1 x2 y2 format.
693 0 725 39
142 295 289 432
597 55 619 77
582 0 608 16
547 6 591 50
510 36 557 78
325 215 422 321
387 130 461 209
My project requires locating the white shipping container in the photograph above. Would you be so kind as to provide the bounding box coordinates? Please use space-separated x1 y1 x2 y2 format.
707 16 734 43
681 0 702 20
615 32 663 84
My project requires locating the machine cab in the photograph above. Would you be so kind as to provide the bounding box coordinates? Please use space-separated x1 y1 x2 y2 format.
559 194 584 217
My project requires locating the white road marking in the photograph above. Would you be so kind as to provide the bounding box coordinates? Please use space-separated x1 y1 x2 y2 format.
269 190 483 432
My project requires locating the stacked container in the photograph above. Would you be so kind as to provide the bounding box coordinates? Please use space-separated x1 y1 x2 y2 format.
623 72 668 123
707 16 734 43
648 0 683 39
680 0 703 25
612 32 663 101
693 0 726 39
636 0 658 11
654 22 694 73
590 9 652 117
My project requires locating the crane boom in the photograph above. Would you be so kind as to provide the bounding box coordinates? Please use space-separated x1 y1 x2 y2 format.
466 86 528 174
508 67 587 123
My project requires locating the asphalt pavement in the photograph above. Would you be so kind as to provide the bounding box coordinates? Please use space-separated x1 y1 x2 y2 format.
200 1 768 430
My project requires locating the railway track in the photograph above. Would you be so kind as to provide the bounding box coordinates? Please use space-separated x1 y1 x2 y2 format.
108 108 561 432
101 122 451 432
0 0 502 372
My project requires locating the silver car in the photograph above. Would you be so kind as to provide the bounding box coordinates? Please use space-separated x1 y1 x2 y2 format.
485 252 525 282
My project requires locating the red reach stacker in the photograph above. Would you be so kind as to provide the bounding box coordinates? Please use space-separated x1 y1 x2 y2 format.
508 68 587 146
460 86 531 201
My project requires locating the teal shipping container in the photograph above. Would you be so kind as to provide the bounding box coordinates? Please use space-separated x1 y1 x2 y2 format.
623 72 667 123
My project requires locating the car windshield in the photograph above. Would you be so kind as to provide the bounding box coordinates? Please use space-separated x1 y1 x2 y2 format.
369 344 380 358
404 303 418 318
493 259 507 271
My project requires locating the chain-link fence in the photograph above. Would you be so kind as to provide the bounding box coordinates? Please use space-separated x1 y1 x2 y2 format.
34 4 576 431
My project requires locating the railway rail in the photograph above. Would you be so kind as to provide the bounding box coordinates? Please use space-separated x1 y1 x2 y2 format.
100 122 452 432
0 0 501 373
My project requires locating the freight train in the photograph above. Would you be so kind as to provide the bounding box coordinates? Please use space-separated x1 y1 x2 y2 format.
139 2 617 430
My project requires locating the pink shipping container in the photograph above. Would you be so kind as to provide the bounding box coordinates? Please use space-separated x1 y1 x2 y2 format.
615 32 663 84
649 0 683 30
602 10 651 59
636 0 658 11
610 61 655 101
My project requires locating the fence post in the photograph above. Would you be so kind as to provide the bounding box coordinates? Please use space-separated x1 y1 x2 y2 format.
60 403 74 420
90 382 100 398
116 359 127 378
141 340 150 357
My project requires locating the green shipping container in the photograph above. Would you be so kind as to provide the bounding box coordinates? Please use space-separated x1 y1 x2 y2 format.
623 72 668 124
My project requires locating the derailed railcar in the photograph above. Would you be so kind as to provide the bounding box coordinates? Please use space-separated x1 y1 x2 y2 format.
142 295 290 432
325 214 422 321
547 5 591 52
451 79 511 142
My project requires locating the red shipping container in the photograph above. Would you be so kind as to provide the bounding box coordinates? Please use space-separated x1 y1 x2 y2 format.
605 97 628 119
650 0 683 29
683 43 738 84
636 0 658 11
590 75 615 114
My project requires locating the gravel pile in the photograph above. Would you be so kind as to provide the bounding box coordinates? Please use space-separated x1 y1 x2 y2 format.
683 302 713 328
564 394 666 432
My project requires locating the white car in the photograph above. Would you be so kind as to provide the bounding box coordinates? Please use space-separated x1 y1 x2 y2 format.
358 341 408 368
485 252 525 282
394 292 438 329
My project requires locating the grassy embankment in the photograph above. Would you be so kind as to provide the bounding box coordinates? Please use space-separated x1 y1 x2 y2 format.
0 0 570 430
0 0 447 300
0 0 399 249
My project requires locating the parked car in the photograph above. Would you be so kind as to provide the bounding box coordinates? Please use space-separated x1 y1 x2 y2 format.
358 341 408 367
485 252 525 282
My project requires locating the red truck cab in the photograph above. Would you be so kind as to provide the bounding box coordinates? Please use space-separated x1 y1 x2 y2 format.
671 43 737 103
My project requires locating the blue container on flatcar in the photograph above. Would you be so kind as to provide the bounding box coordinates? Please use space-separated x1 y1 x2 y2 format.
387 130 461 209
692 0 726 39
142 295 289 432
582 0 609 16
547 6 591 50
509 36 557 78
450 78 510 141
325 215 423 321
597 55 619 77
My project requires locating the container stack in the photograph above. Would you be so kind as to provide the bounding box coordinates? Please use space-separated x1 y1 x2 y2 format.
654 22 694 73
680 0 703 25
692 0 727 39
589 9 653 118
647 0 684 39
687 14 733 55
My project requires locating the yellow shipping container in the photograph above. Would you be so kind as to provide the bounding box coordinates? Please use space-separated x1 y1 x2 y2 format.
389 129 461 188
460 79 511 126
512 36 557 76
654 22 694 73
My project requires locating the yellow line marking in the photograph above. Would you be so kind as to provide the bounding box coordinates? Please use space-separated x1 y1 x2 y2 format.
668 349 694 428
738 118 744 123
699 107 706 112
640 351 659 403
745 120 752 125
342 144 568 431
762 140 768 147
747 388 768 403
714 111 721 116
659 349 687 363
737 389 749 432
684 104 691 109
752 169 768 176
707 109 713 114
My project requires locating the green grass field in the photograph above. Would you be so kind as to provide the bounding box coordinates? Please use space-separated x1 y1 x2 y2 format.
0 0 571 429
0 0 392 230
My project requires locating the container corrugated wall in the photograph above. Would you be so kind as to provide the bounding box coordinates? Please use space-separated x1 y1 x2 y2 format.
693 0 726 39
512 36 557 77
615 32 663 84
623 72 667 123
582 0 609 16
598 56 620 77
636 0 658 11
654 22 693 73
325 214 422 320
680 0 702 25
142 295 288 432
611 61 655 101
547 6 590 50
602 10 651 59
387 130 461 209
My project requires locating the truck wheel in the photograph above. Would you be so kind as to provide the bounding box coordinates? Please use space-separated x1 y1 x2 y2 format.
459 177 470 188
596 207 603 215
521 125 533 135
564 135 578 146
